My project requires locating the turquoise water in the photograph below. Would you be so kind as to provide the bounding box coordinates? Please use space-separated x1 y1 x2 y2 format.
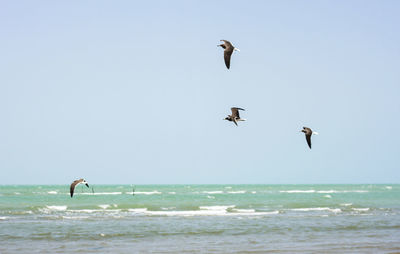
1 184 399 253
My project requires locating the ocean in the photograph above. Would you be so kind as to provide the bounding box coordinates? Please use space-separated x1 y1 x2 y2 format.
0 184 399 253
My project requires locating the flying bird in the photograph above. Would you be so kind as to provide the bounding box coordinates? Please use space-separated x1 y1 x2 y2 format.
224 107 246 126
218 40 240 69
301 127 318 149
70 179 89 197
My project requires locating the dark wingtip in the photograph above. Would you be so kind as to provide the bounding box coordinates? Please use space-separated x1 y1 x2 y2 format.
86 184 89 188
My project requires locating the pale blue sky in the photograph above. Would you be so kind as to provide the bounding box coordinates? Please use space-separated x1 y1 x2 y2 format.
0 1 399 184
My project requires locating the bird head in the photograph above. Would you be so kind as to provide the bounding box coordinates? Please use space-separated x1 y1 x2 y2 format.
82 179 89 188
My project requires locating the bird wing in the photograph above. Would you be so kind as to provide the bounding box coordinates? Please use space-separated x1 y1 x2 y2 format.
305 134 312 149
221 40 233 48
70 180 80 197
233 118 238 126
224 49 233 69
231 107 244 118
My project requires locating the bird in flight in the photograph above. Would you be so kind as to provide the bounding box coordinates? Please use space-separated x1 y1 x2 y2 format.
218 40 240 69
70 179 89 197
301 127 318 149
224 107 246 126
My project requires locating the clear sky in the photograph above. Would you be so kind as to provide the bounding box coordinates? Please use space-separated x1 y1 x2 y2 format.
0 1 399 184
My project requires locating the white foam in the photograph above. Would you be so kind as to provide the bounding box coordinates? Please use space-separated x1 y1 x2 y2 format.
168 192 176 194
317 190 336 193
0 216 8 220
134 191 162 195
128 208 148 213
228 191 246 194
317 190 368 193
251 191 257 194
385 186 392 190
324 195 332 198
46 205 67 211
232 209 255 213
291 207 341 213
206 195 215 199
340 203 353 206
14 192 21 195
69 209 102 213
140 207 279 217
98 204 110 209
145 210 224 216
68 209 122 213
47 191 58 194
280 190 315 193
353 208 370 211
225 186 232 189
202 191 223 194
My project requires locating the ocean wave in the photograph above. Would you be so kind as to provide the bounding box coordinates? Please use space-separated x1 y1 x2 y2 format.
317 190 369 193
199 205 235 210
47 191 58 194
206 195 215 199
340 203 353 206
227 191 246 194
352 208 370 212
0 216 8 220
324 195 332 198
128 208 148 213
130 206 280 217
385 186 392 190
134 191 162 195
280 190 315 193
168 192 176 194
202 191 223 194
161 207 176 210
280 190 368 194
122 206 280 217
232 208 255 213
98 204 110 209
290 207 342 213
45 205 67 211
68 209 122 213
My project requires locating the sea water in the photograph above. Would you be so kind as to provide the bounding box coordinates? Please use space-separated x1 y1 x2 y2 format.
1 184 399 253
